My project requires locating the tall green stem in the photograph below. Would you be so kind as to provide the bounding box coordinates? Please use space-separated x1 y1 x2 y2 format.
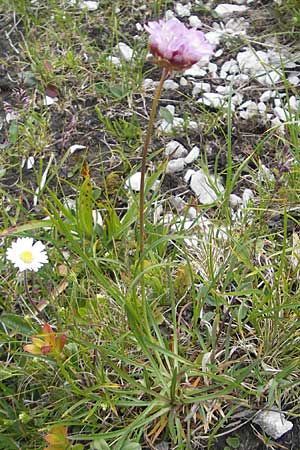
139 67 169 261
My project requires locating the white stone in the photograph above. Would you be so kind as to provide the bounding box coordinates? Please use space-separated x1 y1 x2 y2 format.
164 141 188 158
175 2 191 17
274 106 287 122
205 31 222 46
229 194 242 208
242 188 254 205
116 42 133 61
253 410 293 440
239 100 258 119
232 93 244 105
208 63 218 74
288 74 300 86
192 82 211 97
43 96 58 106
189 15 202 28
224 17 249 35
198 93 226 109
92 210 103 227
214 4 248 17
274 98 282 107
185 146 200 164
184 64 207 77
26 156 35 169
166 158 185 174
79 0 98 10
107 56 121 66
165 9 175 20
142 78 155 90
237 49 268 76
187 207 197 219
184 169 196 183
163 80 179 90
257 70 281 86
221 59 238 74
190 170 224 204
260 90 273 102
257 101 267 113
5 111 17 122
271 116 285 134
180 77 188 87
232 73 249 85
288 96 299 112
216 85 231 94
215 49 223 57
125 172 142 191
69 144 86 154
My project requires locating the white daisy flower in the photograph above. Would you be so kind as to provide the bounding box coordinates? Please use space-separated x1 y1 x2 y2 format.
6 237 48 272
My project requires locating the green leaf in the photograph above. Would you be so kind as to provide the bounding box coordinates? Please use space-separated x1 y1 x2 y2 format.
121 442 141 450
159 107 174 124
78 162 93 236
0 219 53 238
0 314 32 335
91 439 110 450
9 120 18 145
226 436 240 448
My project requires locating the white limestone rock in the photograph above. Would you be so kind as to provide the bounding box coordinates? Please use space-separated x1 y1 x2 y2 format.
288 73 300 86
164 141 188 158
242 188 254 205
116 42 133 61
189 15 202 28
274 106 288 122
253 410 293 440
229 194 242 208
107 56 121 66
166 158 185 174
260 90 273 102
125 172 142 191
185 146 200 164
184 169 196 183
190 170 224 204
26 156 35 170
214 4 248 17
198 93 226 109
175 2 191 17
192 82 211 97
79 1 98 10
163 80 179 90
184 64 207 77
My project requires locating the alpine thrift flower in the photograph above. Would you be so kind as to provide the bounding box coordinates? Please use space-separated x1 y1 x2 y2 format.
44 426 70 450
6 237 48 272
144 18 213 71
24 323 66 356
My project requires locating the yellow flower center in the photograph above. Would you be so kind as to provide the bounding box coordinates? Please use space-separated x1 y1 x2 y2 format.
20 250 34 264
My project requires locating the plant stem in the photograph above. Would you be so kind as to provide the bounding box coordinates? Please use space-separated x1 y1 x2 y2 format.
139 67 169 261
24 270 45 320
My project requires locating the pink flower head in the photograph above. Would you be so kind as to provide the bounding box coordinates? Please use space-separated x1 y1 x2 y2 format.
144 18 213 71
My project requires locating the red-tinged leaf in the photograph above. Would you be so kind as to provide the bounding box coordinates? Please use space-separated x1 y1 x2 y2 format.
46 84 59 98
58 334 67 352
41 344 52 355
43 60 54 72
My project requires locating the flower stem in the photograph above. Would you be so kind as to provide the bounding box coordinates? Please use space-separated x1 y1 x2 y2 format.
23 270 45 319
139 67 169 260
